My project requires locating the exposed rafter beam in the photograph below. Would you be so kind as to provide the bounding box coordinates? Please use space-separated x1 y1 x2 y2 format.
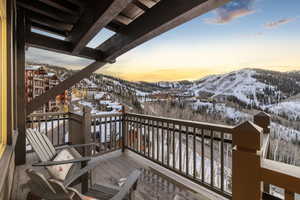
31 22 68 38
27 61 107 114
26 32 105 61
28 12 74 32
17 0 78 24
39 0 79 15
133 0 149 11
68 0 132 54
97 0 231 60
106 21 126 33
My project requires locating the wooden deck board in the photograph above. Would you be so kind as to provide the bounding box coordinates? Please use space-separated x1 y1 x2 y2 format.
12 152 210 200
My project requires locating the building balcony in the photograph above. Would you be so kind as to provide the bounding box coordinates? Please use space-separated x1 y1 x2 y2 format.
8 109 300 200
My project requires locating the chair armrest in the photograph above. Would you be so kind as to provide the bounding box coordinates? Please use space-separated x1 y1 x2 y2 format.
32 157 91 167
111 170 141 200
55 143 99 150
64 160 101 187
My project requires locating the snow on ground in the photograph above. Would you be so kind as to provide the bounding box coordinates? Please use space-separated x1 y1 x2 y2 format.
189 69 273 105
264 101 300 120
192 100 250 123
83 78 97 88
95 92 106 100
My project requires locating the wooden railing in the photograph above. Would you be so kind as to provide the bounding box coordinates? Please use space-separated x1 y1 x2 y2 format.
25 109 300 200
90 113 124 155
123 113 234 198
26 112 69 150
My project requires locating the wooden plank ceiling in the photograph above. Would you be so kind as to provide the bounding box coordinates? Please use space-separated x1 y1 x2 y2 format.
17 0 232 113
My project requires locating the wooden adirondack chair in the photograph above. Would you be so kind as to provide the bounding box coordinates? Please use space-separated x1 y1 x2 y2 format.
26 168 141 200
26 128 100 192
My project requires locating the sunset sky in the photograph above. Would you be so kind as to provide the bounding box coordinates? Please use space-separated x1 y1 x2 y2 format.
26 0 300 82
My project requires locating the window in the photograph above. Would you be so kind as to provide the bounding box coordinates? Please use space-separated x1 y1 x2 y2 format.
0 0 7 156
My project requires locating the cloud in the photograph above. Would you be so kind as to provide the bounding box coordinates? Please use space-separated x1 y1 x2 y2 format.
204 0 256 24
264 18 297 29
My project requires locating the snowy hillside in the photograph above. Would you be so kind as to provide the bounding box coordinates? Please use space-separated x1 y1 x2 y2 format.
189 69 280 106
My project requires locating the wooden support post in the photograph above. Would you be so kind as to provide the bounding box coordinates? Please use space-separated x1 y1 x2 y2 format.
68 106 91 194
69 106 91 155
15 9 26 165
82 106 92 156
254 112 270 134
122 105 126 152
232 121 263 200
285 190 295 200
254 111 271 194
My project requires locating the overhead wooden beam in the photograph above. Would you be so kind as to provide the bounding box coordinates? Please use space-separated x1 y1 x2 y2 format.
106 21 126 33
69 0 132 54
26 32 105 61
133 0 149 11
27 61 107 114
28 12 74 32
39 0 80 15
17 0 78 24
97 0 232 60
31 22 68 38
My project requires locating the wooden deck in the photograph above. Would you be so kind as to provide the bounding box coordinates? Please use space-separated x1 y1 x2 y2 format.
12 151 212 200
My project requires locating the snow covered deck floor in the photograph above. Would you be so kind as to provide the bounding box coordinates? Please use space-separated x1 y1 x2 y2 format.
11 151 215 200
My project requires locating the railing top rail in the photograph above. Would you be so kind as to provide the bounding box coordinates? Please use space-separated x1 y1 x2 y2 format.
28 111 69 117
261 159 300 194
91 112 123 118
126 112 234 133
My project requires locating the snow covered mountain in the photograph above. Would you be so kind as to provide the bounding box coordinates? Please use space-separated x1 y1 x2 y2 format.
188 69 300 107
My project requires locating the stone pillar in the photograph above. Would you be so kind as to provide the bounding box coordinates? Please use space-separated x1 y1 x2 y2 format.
232 121 263 200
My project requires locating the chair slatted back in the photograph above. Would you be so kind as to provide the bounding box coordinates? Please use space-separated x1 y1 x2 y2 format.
26 169 76 200
26 128 56 161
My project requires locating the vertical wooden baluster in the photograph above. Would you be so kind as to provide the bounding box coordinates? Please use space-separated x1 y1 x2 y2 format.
148 119 150 158
119 115 122 149
173 123 175 169
45 114 48 139
51 115 54 144
201 129 205 182
285 190 294 200
57 115 60 145
167 122 170 167
127 117 131 149
179 124 182 172
221 132 224 191
38 116 41 132
193 127 196 179
63 114 66 144
186 126 189 176
157 120 159 162
162 122 165 165
152 120 155 159
99 117 102 152
93 117 96 145
139 117 142 153
210 130 214 187
109 116 114 151
105 116 107 152
143 118 146 156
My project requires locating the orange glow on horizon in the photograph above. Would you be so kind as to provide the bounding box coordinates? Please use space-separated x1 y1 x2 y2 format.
100 65 300 82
